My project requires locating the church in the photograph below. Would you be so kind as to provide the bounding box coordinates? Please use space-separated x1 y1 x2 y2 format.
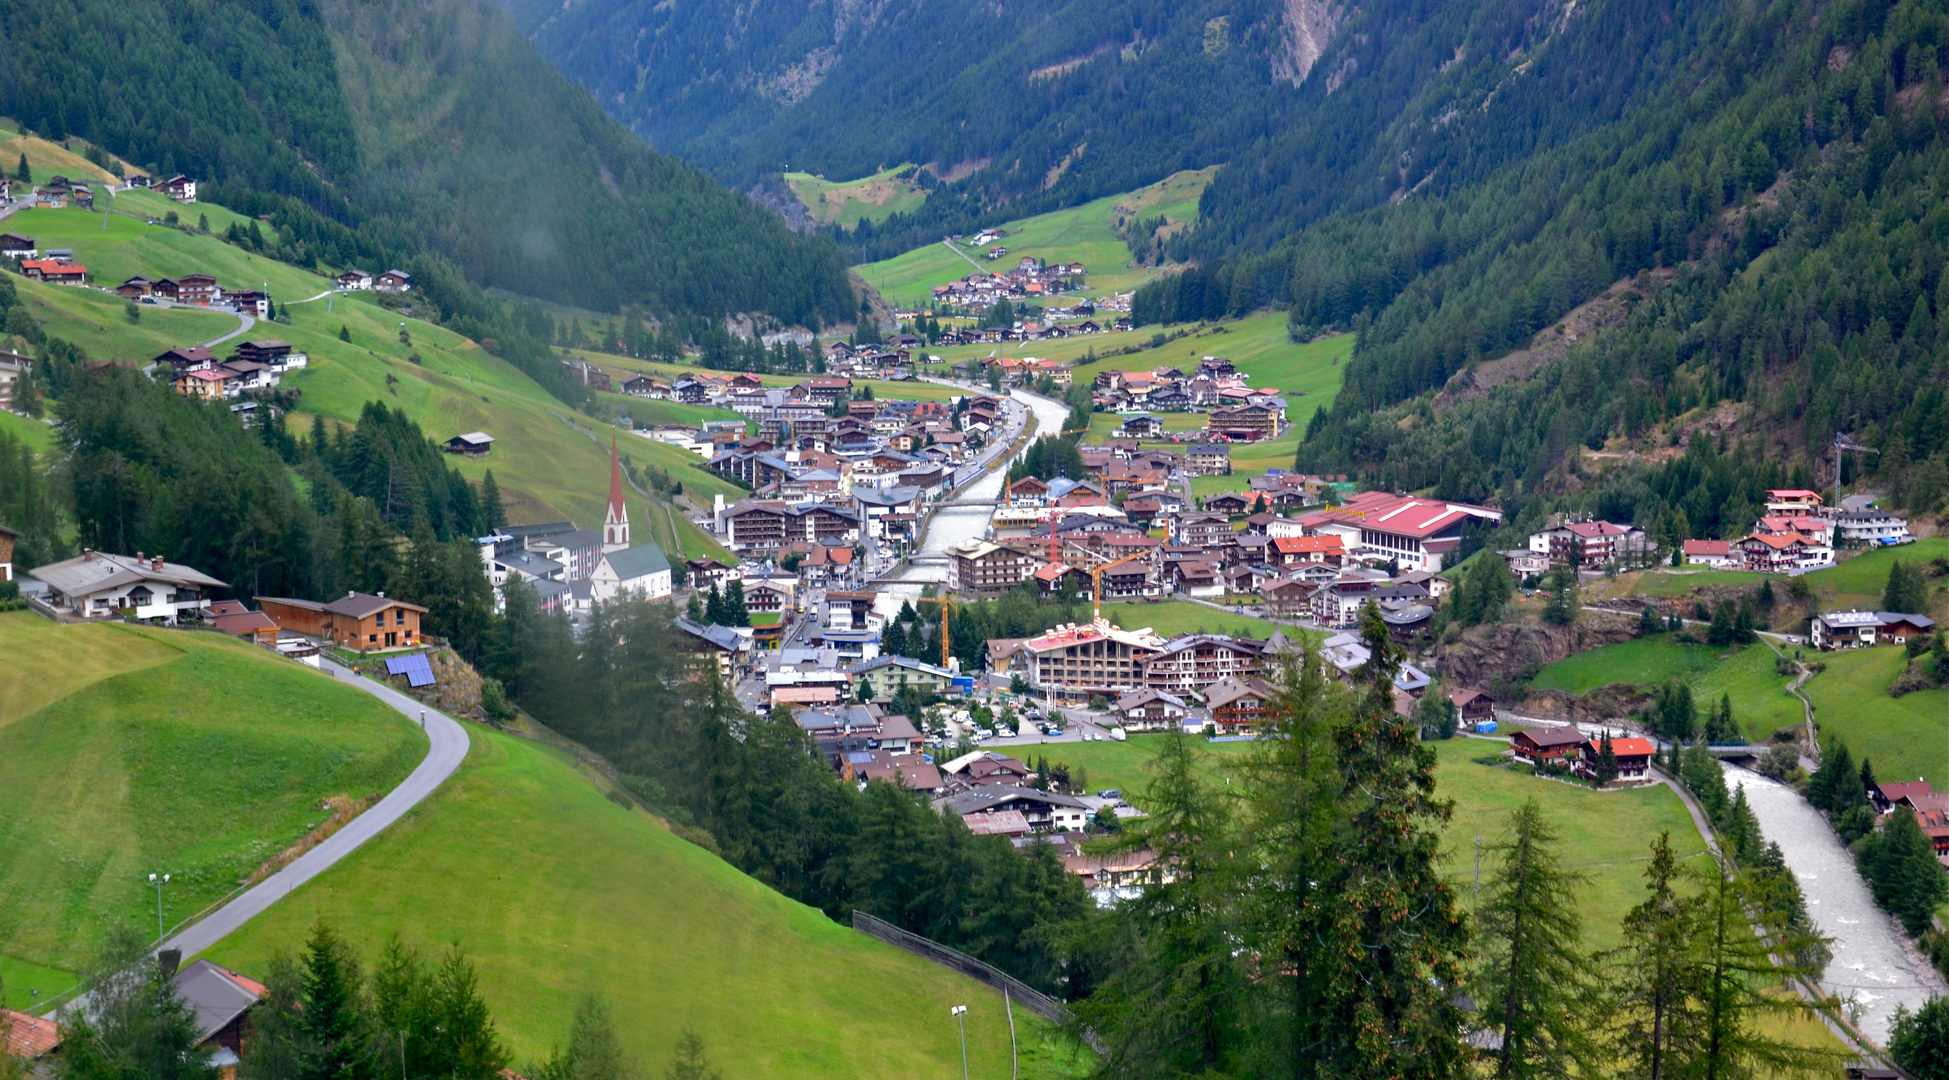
591 438 673 603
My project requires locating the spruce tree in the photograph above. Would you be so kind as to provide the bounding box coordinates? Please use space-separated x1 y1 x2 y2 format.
684 591 702 622
339 324 351 342
534 995 633 1080
294 921 373 1080
724 580 749 627
664 1029 721 1080
1298 605 1470 1079
1891 998 1949 1080
1594 731 1619 785
703 583 724 625
1886 560 1929 614
480 470 505 530
56 929 216 1080
14 153 27 181
1862 808 1948 936
1473 799 1598 1080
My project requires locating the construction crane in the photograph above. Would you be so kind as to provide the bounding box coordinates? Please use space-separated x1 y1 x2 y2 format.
1832 431 1878 510
914 596 953 669
1090 552 1153 622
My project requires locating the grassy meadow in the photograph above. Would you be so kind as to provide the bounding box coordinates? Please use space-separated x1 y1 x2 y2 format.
1530 636 1803 742
858 168 1216 303
1803 646 1948 788
0 616 423 998
205 728 1087 1080
784 165 927 227
1054 735 1711 952
1093 599 1301 640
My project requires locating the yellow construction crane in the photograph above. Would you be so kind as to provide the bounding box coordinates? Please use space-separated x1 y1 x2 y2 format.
915 596 953 669
1090 552 1153 622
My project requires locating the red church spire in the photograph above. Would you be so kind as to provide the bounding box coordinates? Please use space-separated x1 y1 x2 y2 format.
604 435 629 548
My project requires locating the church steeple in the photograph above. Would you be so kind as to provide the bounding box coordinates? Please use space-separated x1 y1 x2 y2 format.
603 436 629 551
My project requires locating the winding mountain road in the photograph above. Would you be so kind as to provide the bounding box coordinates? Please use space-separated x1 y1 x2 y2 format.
160 657 469 958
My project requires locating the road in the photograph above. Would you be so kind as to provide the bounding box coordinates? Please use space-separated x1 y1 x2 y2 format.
159 658 469 958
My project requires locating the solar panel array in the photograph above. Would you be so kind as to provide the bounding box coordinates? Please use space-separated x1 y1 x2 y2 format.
385 653 437 687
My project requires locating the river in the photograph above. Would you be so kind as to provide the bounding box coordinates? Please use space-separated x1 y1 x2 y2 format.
881 387 1072 596
1724 764 1947 1042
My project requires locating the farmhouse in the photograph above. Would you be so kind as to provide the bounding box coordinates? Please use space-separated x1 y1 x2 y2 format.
256 591 428 652
1509 725 1585 767
1449 688 1497 725
1116 688 1189 731
376 269 413 292
1682 539 1737 567
1575 735 1655 784
445 431 495 456
336 270 374 290
1810 609 1937 650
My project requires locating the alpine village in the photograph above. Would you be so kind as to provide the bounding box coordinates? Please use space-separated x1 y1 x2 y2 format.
10 2 1949 1079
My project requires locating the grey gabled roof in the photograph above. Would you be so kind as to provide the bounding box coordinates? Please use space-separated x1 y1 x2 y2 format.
937 784 1089 815
32 552 227 597
172 960 264 1044
676 618 748 652
604 542 670 581
323 591 428 618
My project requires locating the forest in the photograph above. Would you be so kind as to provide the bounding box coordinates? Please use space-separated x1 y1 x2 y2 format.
0 0 854 328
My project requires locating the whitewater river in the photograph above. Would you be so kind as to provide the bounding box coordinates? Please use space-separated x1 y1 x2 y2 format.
1725 764 1947 1042
880 387 1071 599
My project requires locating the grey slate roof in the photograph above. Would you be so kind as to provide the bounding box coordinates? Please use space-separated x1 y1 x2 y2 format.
31 552 227 597
172 960 263 1044
603 542 670 581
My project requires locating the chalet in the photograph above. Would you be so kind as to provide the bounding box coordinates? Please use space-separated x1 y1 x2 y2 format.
945 537 1038 593
1117 413 1163 439
1204 491 1255 515
20 258 88 285
1171 511 1232 547
1810 610 1937 650
1739 531 1832 573
213 608 281 644
1310 577 1376 627
150 277 182 300
1573 734 1655 784
0 233 38 258
375 269 413 292
1835 508 1914 548
1682 539 1737 568
445 431 494 456
115 275 156 297
1185 444 1231 476
1270 534 1345 568
176 273 220 305
258 591 427 652
1448 688 1496 726
1529 521 1651 568
1258 574 1317 614
175 366 238 401
1204 676 1276 730
1116 688 1188 731
155 345 218 373
336 270 374 290
1172 560 1221 597
1142 635 1265 694
1763 489 1825 515
1206 404 1279 441
937 786 1090 834
1509 725 1586 767
233 339 297 367
228 290 271 318
31 550 226 622
1017 618 1168 698
157 174 198 202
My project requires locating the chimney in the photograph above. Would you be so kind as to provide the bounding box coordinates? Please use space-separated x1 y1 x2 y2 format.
376 591 385 598
153 555 164 570
83 548 94 561
348 590 356 598
136 551 144 563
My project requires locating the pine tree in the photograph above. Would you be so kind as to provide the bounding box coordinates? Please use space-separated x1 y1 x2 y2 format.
1640 605 1661 635
1891 998 1949 1080
293 921 373 1080
1862 808 1949 936
339 324 351 342
480 470 505 530
724 580 748 627
1807 738 1853 813
14 153 27 182
1608 833 1705 1080
1541 566 1579 625
534 995 634 1080
1473 799 1600 1080
1861 757 1878 795
684 591 702 621
704 583 724 624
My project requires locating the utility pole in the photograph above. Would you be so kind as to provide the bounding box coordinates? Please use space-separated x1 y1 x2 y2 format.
1473 831 1482 903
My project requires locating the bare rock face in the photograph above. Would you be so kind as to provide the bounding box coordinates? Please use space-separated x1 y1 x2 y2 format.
1273 0 1345 85
747 174 819 235
1433 608 1638 694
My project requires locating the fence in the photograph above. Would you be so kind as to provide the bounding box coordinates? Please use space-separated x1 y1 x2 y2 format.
849 910 1104 1051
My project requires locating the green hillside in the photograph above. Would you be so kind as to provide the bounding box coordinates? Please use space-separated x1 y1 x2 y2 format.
205 728 1087 1080
1531 638 1804 743
785 165 928 227
0 614 423 1003
858 168 1215 305
1805 647 1949 791
0 0 853 327
7 202 729 554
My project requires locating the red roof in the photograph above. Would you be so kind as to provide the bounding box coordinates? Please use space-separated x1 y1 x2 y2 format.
1606 737 1655 758
1682 539 1730 555
2 1009 60 1058
1272 535 1344 555
1562 521 1631 538
1308 493 1501 539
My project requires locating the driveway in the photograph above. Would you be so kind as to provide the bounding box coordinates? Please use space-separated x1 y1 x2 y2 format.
160 657 469 958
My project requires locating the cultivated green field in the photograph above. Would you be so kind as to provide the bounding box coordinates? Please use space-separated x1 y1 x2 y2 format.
1056 735 1711 951
785 165 927 227
205 728 1087 1080
858 168 1217 304
1627 568 1772 597
1804 646 1949 788
0 616 423 998
1530 637 1802 742
8 202 729 557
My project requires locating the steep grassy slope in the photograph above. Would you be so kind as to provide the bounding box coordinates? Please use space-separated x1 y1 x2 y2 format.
785 165 928 228
0 0 852 325
0 615 423 994
11 202 729 554
206 728 1087 1079
1805 647 1949 790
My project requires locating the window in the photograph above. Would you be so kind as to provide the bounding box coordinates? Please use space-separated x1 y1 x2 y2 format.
395 608 407 626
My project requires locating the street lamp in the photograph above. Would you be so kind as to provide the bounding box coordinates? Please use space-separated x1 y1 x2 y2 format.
951 1005 969 1080
148 872 170 945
